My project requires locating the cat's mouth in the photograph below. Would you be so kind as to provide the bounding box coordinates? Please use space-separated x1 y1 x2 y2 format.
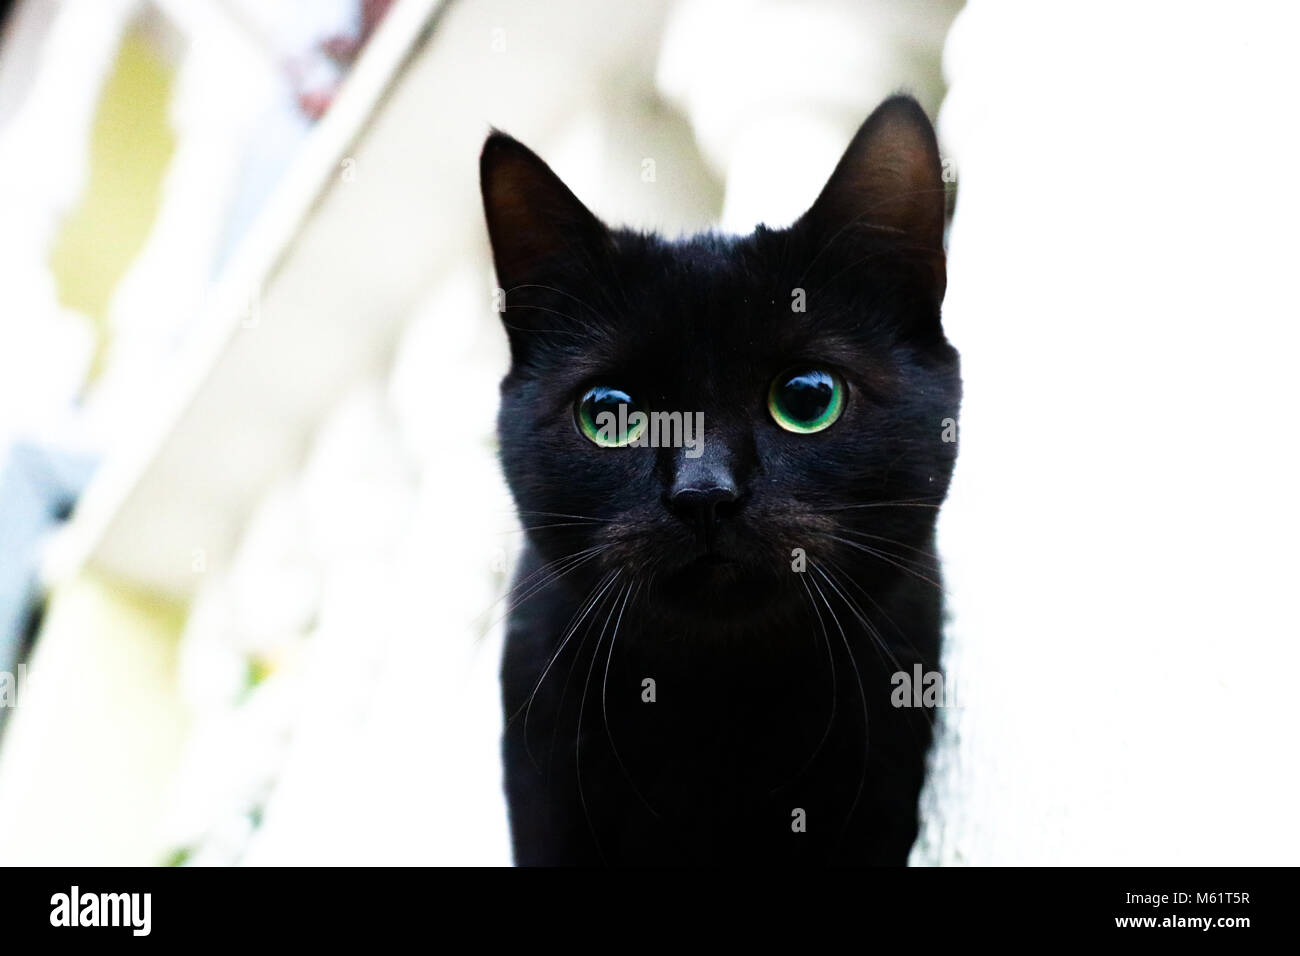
650 550 799 629
662 545 771 595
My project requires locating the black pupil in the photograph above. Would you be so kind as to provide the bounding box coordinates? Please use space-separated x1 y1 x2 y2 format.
779 371 833 422
585 387 633 424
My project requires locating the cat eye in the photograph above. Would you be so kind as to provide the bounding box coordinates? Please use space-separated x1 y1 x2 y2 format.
768 368 845 434
575 386 647 447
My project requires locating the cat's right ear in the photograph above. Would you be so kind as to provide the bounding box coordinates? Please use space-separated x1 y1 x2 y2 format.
793 96 947 303
480 131 609 294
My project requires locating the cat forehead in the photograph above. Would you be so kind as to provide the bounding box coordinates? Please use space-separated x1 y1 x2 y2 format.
603 231 810 321
576 292 875 385
522 226 906 377
598 251 879 356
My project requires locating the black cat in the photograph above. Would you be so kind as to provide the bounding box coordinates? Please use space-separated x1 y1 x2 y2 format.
481 95 960 865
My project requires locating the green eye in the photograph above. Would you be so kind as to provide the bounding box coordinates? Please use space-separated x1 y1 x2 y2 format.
576 386 647 447
768 368 845 433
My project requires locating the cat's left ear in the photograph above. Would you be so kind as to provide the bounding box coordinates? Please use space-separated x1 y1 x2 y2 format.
480 130 610 292
796 95 947 301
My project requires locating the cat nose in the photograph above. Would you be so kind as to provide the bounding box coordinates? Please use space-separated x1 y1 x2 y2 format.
669 485 739 523
666 444 746 541
667 474 742 534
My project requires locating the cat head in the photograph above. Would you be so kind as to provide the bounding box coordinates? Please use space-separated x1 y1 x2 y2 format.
481 96 960 634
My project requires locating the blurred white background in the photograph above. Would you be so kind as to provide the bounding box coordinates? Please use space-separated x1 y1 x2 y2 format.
0 0 1295 865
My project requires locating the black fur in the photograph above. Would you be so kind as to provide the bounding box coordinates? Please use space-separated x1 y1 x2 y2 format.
482 96 960 865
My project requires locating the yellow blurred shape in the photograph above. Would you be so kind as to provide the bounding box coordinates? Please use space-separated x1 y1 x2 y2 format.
0 572 188 865
48 27 177 378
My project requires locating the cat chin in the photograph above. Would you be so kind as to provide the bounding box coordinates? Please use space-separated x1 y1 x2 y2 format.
643 565 803 633
638 601 812 647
